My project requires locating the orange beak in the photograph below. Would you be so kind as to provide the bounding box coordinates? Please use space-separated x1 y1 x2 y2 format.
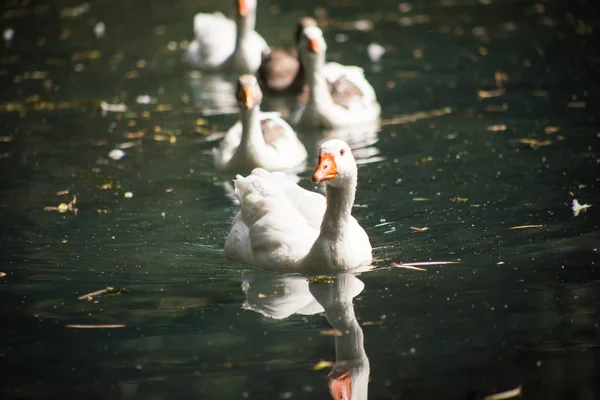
308 38 321 54
237 0 248 16
328 370 351 400
312 153 337 182
240 87 254 110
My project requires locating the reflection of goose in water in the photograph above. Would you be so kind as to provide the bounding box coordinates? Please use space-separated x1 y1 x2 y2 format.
187 73 238 116
242 272 369 399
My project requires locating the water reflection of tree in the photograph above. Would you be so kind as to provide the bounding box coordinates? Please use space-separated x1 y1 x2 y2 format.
243 272 369 400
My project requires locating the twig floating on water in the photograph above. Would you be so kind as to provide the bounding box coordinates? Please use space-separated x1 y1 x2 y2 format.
66 324 125 329
482 385 522 400
381 107 453 126
507 225 543 230
78 286 114 300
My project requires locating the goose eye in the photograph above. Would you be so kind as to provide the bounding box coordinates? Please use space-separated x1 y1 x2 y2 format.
340 149 345 156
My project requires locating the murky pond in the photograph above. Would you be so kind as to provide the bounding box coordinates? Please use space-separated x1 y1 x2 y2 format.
1 0 599 399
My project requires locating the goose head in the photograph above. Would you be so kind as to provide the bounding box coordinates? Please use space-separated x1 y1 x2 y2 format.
298 26 327 70
236 74 263 110
294 17 318 45
234 0 256 18
312 140 357 188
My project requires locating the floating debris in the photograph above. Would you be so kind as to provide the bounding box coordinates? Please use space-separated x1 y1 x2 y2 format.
108 149 125 160
517 138 552 148
3 28 14 42
449 196 468 203
381 107 452 126
367 43 386 63
507 225 543 230
391 263 427 271
412 197 429 201
78 286 114 300
66 324 125 329
124 192 133 199
544 126 560 134
487 124 507 132
0 136 13 142
362 319 385 326
60 3 90 18
78 286 131 301
44 195 77 214
320 329 344 337
391 261 459 270
313 360 334 370
94 21 105 38
478 88 505 99
100 101 127 113
0 272 6 278
572 199 591 217
409 226 429 232
136 95 152 104
482 385 523 400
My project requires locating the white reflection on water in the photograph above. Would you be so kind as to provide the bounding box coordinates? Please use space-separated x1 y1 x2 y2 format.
242 272 370 400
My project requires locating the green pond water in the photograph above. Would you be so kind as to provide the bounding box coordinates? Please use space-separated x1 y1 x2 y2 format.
1 0 599 399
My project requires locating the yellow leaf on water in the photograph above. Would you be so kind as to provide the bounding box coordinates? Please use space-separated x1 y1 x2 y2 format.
257 293 267 299
487 124 507 132
449 197 468 203
320 329 344 337
0 272 6 277
313 361 334 370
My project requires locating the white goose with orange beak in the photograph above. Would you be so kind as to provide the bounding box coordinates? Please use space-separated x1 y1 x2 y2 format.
213 75 307 172
224 139 372 270
291 26 381 128
185 0 268 73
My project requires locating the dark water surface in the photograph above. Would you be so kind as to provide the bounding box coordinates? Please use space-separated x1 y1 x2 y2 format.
1 0 599 399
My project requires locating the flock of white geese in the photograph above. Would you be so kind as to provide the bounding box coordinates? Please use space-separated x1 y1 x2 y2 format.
187 0 382 271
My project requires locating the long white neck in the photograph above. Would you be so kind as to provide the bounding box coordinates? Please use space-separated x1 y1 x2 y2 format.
304 52 335 109
309 274 369 400
235 12 255 51
319 180 356 240
238 105 264 151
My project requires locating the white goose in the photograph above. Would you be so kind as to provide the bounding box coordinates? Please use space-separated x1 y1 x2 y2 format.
224 139 372 269
213 75 307 172
185 0 268 73
291 26 381 128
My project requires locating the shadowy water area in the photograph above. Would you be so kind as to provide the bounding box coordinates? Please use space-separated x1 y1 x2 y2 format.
1 0 599 399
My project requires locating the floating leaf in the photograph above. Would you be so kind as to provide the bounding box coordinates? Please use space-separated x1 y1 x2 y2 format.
482 385 522 400
517 138 551 148
409 226 429 232
478 88 505 99
449 196 468 203
313 360 334 370
0 272 6 277
487 124 507 132
507 225 543 230
544 126 560 134
320 329 344 337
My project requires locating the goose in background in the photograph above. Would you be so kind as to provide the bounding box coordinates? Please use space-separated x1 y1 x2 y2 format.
185 0 268 73
291 26 381 128
213 75 307 172
257 17 317 93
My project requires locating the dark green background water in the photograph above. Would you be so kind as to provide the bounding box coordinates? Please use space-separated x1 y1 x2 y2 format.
1 0 599 399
